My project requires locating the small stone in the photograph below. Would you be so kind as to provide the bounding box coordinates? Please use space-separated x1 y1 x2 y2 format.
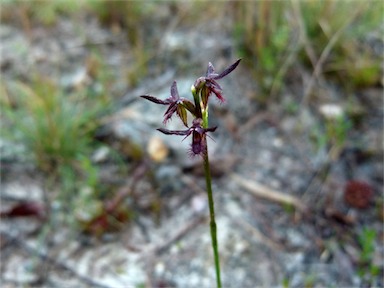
155 262 165 276
147 136 169 163
273 137 283 148
92 146 110 163
191 195 207 214
60 68 89 90
319 104 344 119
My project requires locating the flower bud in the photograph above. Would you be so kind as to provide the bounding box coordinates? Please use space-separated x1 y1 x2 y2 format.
191 84 197 95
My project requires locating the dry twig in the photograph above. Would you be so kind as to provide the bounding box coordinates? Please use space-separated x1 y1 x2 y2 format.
230 173 308 212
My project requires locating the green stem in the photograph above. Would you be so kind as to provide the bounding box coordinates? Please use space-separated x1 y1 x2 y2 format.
202 105 221 288
203 150 222 288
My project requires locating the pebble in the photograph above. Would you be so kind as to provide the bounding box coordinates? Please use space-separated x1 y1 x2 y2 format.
91 146 110 163
319 103 344 119
147 136 169 163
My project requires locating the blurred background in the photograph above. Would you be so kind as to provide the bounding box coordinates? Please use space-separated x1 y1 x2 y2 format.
1 1 383 287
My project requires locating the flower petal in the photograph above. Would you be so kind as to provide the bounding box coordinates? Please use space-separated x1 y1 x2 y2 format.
206 62 216 77
205 126 217 133
213 59 241 80
140 95 169 105
206 79 222 91
212 87 225 103
163 102 178 123
170 80 180 101
157 128 190 136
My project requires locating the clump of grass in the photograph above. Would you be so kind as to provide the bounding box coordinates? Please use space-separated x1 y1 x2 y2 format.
357 227 380 284
299 1 382 89
310 114 351 161
232 1 293 100
88 1 154 87
2 75 105 172
1 0 82 27
232 1 382 104
1 72 131 233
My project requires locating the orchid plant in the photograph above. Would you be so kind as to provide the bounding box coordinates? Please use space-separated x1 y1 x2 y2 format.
141 59 241 287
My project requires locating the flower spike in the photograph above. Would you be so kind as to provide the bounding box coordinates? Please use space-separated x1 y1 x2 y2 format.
140 59 240 287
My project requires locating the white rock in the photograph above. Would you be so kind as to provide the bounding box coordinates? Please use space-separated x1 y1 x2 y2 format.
319 104 344 119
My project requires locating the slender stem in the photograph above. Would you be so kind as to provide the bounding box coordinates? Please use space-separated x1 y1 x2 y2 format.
203 149 222 288
201 104 221 288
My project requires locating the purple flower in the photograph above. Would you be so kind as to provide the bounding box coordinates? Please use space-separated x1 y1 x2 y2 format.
194 59 241 107
141 81 195 126
157 118 217 156
140 59 241 157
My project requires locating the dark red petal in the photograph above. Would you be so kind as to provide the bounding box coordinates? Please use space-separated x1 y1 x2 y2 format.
213 59 241 80
164 102 177 115
205 126 217 133
140 95 169 105
212 87 226 103
163 103 178 123
207 79 222 90
170 81 180 101
206 62 216 77
157 128 190 136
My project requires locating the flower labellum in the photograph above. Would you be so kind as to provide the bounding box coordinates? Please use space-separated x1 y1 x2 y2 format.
157 118 216 156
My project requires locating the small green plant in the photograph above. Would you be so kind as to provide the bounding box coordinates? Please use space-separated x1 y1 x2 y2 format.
359 227 376 263
2 73 114 227
357 227 380 282
141 59 241 288
88 1 153 87
325 115 351 150
303 273 316 288
2 76 105 172
282 277 290 288
310 114 351 159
